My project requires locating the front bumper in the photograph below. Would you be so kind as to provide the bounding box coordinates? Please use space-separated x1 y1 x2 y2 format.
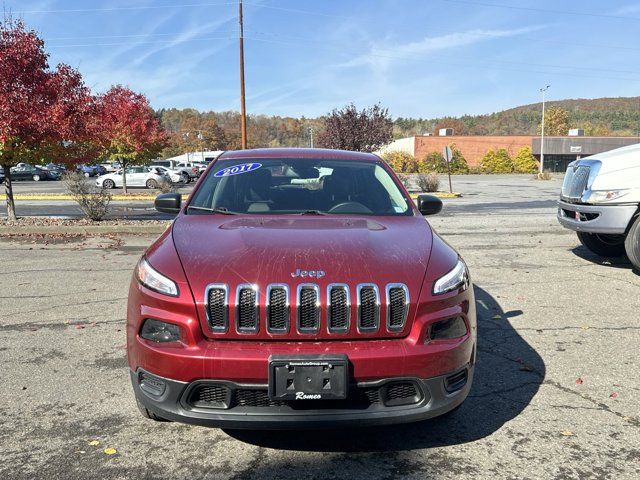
131 365 474 429
557 200 637 234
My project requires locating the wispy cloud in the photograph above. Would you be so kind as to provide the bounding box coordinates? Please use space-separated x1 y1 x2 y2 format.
337 25 546 72
613 3 640 15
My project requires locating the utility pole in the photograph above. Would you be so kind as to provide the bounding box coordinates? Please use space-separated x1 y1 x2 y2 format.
239 0 248 149
539 85 550 174
309 127 314 148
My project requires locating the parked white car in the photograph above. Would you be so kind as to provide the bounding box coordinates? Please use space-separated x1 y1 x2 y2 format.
557 143 640 269
151 166 187 184
95 166 168 189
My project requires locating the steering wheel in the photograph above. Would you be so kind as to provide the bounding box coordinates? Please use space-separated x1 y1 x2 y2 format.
328 202 373 214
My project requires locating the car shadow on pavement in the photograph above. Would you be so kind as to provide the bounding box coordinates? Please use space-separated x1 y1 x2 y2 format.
570 245 638 274
225 285 545 453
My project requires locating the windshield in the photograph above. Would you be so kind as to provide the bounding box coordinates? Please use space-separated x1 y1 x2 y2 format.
189 158 411 216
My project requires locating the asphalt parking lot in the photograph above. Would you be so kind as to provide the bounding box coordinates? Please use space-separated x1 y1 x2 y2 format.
1 176 639 479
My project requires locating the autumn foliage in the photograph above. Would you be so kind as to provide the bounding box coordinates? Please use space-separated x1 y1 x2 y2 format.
1 17 168 217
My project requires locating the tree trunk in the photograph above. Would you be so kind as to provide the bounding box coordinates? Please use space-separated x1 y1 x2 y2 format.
3 166 17 221
121 159 128 194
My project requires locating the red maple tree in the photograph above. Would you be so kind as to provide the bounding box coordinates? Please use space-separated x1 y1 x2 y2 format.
0 18 95 220
96 86 168 193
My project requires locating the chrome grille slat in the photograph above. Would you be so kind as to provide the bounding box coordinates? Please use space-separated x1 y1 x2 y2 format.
236 284 259 333
561 165 590 201
327 284 350 333
266 284 289 333
386 283 409 331
297 284 320 333
357 284 380 333
205 284 228 332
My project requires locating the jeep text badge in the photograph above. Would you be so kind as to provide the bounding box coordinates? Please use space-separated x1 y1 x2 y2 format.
291 269 326 278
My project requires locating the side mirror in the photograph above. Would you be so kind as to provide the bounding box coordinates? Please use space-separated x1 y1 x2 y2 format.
155 193 182 214
417 194 443 216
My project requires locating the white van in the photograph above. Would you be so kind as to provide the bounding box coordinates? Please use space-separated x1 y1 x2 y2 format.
557 143 640 269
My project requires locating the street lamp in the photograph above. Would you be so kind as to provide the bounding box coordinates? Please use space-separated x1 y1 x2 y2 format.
539 85 550 174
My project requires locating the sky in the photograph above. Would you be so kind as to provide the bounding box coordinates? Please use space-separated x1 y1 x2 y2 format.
6 0 640 118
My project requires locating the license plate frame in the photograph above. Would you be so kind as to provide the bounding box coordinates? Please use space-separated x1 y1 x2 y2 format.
268 354 349 401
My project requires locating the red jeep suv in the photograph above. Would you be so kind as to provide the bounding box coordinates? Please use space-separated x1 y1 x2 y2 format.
127 148 476 428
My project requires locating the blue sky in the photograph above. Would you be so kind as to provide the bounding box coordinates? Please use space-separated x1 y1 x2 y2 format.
7 0 640 118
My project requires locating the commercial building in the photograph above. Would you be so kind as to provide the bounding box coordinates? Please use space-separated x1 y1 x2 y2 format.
380 134 639 172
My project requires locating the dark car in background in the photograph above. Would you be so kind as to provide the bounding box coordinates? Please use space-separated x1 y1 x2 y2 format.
10 163 60 181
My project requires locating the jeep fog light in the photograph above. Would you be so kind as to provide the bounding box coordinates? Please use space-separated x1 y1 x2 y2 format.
136 257 179 296
430 317 467 341
140 319 181 343
433 259 469 295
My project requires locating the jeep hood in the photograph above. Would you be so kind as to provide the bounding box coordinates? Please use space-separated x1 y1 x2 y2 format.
172 215 433 303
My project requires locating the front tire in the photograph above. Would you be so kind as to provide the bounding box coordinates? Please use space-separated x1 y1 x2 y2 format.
32 174 41 181
146 179 158 189
577 232 626 258
624 215 640 271
103 179 115 189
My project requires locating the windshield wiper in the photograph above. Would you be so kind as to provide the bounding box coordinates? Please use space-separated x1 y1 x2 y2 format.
186 205 237 215
299 210 326 216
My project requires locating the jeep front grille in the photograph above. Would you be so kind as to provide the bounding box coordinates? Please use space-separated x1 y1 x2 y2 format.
236 284 259 333
386 284 409 331
266 285 289 333
204 282 408 336
205 284 228 332
357 284 380 332
327 284 350 333
297 284 320 333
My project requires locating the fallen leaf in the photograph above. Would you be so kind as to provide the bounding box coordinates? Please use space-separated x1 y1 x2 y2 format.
103 447 117 455
75 324 84 330
88 440 100 446
575 378 583 385
581 325 590 330
560 431 574 437
610 392 618 399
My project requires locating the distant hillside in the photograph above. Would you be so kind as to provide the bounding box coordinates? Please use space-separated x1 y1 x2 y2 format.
393 96 640 138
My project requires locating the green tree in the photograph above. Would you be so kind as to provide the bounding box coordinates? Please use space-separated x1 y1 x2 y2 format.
513 146 538 173
480 148 514 173
539 106 569 136
422 144 469 174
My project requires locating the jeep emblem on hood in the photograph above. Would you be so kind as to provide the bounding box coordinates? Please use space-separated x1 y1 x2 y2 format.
291 269 326 278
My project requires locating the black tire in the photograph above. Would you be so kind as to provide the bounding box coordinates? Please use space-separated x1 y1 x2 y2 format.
32 174 41 181
103 179 115 189
135 397 169 422
624 215 640 271
146 179 158 189
577 231 626 258
84 172 91 178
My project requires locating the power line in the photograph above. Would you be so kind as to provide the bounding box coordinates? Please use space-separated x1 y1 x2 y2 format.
439 0 640 21
12 2 236 14
47 35 236 48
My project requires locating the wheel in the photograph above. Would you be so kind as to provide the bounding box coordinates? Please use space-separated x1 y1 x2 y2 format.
32 174 40 181
84 172 90 178
135 397 169 422
146 179 158 189
577 232 626 258
624 215 640 270
103 179 115 189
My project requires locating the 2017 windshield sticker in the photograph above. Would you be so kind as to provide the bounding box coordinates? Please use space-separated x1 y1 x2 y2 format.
214 162 262 177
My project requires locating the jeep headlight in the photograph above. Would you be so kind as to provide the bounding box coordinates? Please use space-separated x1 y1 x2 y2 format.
585 189 630 203
433 259 469 295
136 257 179 296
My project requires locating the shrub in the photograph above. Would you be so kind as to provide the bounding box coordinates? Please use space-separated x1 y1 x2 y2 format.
381 150 418 173
513 146 538 173
63 172 112 221
479 148 514 173
421 144 469 174
157 176 176 193
416 173 439 192
396 173 411 190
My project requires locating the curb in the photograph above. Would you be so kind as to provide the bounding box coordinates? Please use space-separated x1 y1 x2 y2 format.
5 194 156 201
409 192 462 199
0 223 170 235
